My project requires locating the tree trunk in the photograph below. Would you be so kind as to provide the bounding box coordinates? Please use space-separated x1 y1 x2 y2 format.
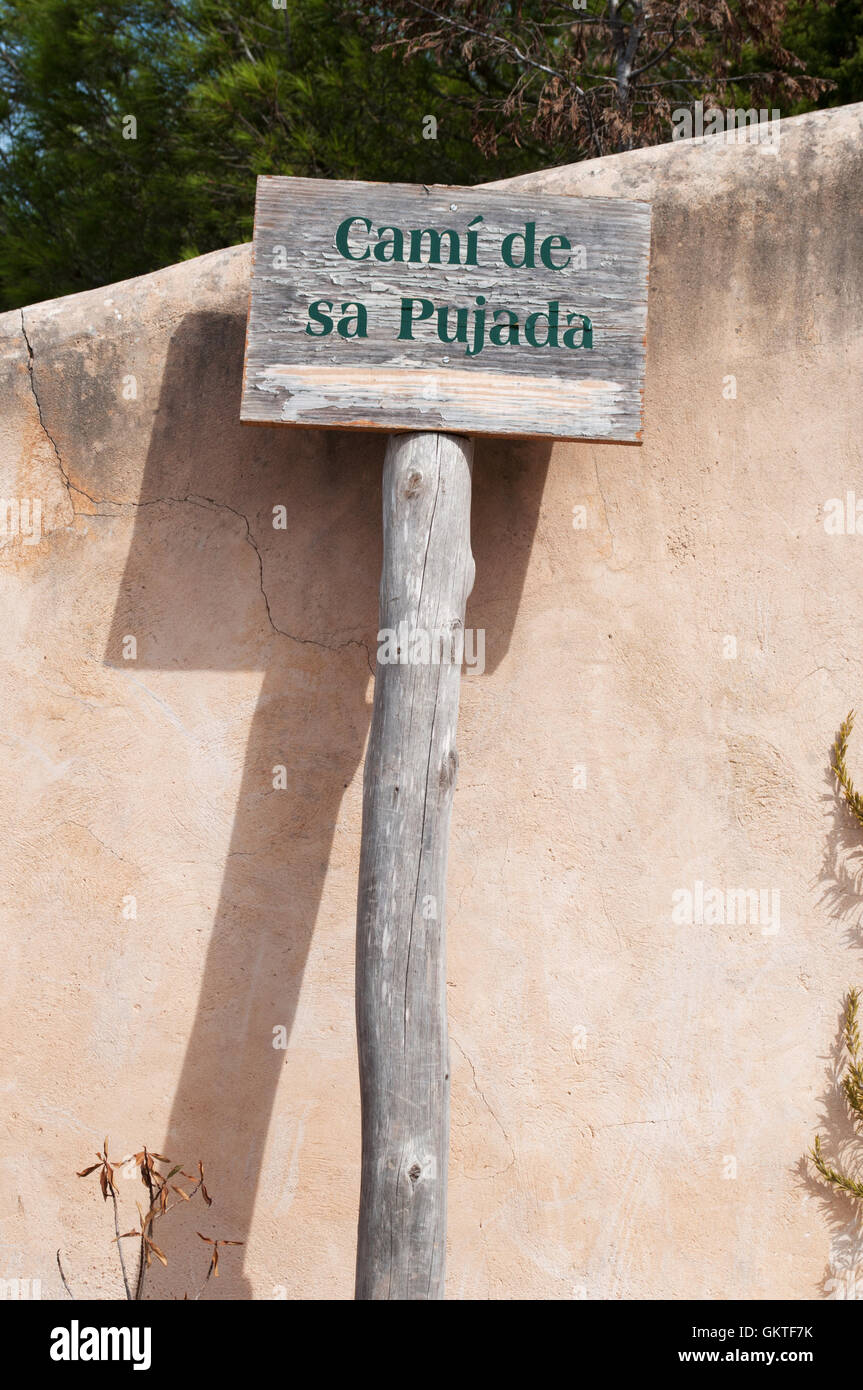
355 431 475 1300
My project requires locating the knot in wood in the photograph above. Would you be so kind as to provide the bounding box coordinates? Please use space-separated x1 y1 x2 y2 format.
408 1163 422 1185
403 470 424 499
439 747 459 790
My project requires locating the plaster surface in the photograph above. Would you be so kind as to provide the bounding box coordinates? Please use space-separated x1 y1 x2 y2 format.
1 103 862 1299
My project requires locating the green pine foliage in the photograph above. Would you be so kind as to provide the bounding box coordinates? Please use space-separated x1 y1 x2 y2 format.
784 0 863 113
0 0 190 305
175 0 526 257
0 1 858 311
0 0 533 309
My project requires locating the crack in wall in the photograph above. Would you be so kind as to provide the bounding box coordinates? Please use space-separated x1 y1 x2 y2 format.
451 1034 516 1178
594 457 618 561
21 309 79 509
60 820 134 868
17 317 374 675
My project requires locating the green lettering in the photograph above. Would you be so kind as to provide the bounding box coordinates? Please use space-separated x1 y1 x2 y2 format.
305 300 334 336
501 221 536 269
436 304 469 348
374 226 405 262
540 234 571 270
408 228 461 265
465 215 483 266
524 301 560 348
562 312 593 349
397 297 434 339
489 308 519 346
335 216 371 260
337 301 368 339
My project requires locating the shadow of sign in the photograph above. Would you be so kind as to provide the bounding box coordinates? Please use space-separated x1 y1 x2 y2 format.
104 309 550 1298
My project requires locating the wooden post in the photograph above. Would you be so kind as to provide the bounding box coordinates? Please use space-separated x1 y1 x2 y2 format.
241 175 651 1300
355 431 475 1301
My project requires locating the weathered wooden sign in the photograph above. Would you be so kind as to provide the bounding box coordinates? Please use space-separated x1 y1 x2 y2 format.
239 172 652 1301
241 177 651 442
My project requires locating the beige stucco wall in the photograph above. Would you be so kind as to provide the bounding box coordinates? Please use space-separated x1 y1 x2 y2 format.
2 102 862 1300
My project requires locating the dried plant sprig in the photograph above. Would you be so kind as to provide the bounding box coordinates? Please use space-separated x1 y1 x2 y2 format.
810 988 863 1202
196 1232 244 1281
841 987 863 1124
810 1134 863 1202
808 733 863 1215
76 1137 118 1202
832 712 863 830
56 1249 74 1299
197 1160 212 1207
846 987 861 1062
71 1139 221 1300
115 1202 168 1270
76 1140 132 1298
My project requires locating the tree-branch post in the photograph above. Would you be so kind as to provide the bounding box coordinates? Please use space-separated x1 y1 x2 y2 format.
355 431 475 1300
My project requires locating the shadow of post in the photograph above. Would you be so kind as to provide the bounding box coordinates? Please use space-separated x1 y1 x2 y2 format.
105 310 551 1298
